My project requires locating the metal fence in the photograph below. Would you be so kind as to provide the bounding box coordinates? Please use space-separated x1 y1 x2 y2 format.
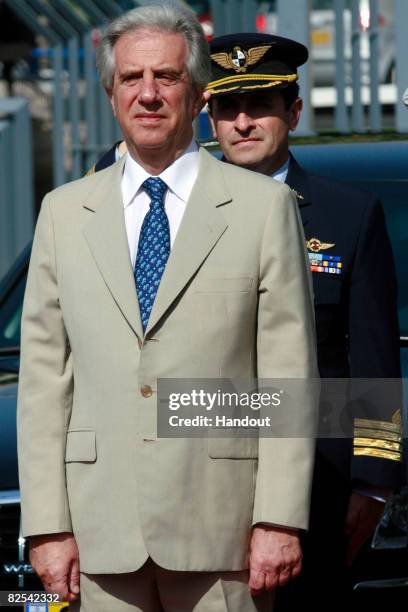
3 1 408 181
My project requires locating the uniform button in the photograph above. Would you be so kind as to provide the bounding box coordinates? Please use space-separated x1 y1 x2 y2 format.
141 385 153 398
138 339 143 349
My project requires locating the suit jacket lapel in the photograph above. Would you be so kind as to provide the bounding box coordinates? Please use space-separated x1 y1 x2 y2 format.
82 156 144 341
145 148 230 334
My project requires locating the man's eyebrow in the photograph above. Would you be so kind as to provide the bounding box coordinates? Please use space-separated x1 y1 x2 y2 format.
118 67 142 78
117 66 186 79
152 65 185 75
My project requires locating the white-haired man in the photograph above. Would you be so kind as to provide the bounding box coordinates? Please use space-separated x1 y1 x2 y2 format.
17 5 318 611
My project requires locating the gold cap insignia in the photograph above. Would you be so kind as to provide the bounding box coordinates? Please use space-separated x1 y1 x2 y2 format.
306 237 335 253
211 45 271 74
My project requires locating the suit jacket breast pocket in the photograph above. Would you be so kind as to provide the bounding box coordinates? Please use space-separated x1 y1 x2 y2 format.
65 429 96 463
193 277 253 294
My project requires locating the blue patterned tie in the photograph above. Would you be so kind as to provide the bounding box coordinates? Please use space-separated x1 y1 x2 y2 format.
134 177 170 332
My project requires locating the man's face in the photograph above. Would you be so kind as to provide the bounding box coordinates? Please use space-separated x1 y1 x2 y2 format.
109 28 203 167
209 91 302 175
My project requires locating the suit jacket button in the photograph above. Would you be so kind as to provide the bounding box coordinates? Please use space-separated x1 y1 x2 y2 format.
141 385 153 398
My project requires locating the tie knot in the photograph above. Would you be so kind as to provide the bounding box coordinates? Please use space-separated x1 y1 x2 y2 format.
142 177 167 205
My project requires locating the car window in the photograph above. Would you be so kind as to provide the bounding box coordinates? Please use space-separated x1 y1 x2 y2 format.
0 271 26 348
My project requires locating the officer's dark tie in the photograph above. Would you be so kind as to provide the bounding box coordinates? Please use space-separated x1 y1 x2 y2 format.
134 177 170 332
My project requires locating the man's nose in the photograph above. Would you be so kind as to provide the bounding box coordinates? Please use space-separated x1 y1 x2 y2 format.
235 111 255 132
138 74 160 104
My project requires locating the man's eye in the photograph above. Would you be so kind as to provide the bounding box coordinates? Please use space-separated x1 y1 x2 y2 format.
123 75 140 85
218 103 235 113
157 73 178 84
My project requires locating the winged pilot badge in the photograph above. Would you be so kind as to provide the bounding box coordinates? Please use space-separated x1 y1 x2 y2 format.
306 237 336 253
211 45 271 74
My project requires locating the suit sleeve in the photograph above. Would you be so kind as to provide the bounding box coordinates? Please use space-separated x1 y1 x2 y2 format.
348 197 404 489
17 194 73 537
252 185 319 530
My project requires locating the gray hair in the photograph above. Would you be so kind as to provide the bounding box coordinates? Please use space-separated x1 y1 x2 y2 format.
96 2 211 90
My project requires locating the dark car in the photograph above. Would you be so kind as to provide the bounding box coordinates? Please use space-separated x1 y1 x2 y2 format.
0 141 407 599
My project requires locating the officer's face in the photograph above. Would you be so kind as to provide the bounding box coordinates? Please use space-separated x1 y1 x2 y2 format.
109 28 203 170
209 91 302 176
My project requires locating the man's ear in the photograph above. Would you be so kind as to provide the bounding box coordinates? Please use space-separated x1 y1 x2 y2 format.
203 89 211 106
288 97 302 131
192 87 211 119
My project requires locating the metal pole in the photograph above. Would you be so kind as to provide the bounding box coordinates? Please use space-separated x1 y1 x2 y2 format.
68 37 81 180
51 0 89 33
84 31 98 169
7 99 34 248
334 0 349 133
93 0 123 17
351 0 364 132
74 0 109 24
225 0 242 34
395 0 408 132
242 0 257 31
277 0 314 136
52 44 66 187
368 0 381 132
210 0 227 36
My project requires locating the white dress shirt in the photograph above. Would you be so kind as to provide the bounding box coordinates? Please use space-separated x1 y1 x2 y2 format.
121 139 200 267
271 158 289 183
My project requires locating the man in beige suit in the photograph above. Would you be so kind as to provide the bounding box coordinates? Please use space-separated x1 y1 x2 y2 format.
17 4 318 611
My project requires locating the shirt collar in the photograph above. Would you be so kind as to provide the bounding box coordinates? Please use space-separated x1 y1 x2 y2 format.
271 157 290 184
122 139 199 208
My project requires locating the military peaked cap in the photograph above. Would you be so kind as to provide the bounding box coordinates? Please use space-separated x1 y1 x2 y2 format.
207 32 308 97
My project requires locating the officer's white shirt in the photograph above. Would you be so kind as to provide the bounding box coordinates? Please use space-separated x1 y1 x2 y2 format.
271 158 289 183
121 139 199 267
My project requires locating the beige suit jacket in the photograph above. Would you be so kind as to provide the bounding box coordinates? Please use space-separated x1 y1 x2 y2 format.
17 148 318 573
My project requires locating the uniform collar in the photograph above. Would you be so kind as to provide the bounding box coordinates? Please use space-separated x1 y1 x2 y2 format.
286 152 312 206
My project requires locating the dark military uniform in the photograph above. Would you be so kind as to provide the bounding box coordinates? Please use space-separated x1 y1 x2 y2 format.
280 154 404 610
206 31 404 609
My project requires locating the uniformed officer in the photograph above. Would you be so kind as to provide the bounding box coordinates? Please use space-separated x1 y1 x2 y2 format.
205 32 403 610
